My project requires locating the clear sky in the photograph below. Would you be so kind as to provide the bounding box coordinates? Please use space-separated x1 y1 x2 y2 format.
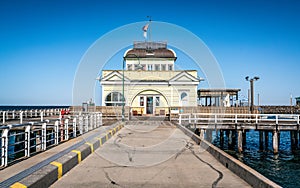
0 0 299 106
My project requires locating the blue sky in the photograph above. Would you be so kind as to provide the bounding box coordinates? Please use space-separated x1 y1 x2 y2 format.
0 0 299 105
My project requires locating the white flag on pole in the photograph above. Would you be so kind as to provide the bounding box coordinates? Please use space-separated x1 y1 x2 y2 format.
142 24 149 39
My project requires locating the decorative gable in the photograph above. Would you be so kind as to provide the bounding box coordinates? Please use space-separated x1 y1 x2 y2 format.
100 71 130 85
169 71 202 85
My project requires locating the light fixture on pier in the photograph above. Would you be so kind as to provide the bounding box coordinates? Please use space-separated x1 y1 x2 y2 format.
245 76 260 113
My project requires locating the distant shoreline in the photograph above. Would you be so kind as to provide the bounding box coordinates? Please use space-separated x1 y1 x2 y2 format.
0 105 70 111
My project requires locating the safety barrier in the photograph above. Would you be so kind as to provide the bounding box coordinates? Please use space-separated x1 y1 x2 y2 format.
0 112 102 167
0 108 67 124
9 123 123 188
179 113 300 126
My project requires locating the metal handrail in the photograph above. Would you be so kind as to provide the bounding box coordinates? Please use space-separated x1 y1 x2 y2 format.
178 113 300 125
0 112 102 167
0 108 68 124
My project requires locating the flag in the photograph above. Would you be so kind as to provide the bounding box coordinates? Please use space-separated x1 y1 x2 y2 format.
142 24 149 39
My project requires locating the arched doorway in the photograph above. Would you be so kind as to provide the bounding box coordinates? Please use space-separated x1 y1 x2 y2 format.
130 90 169 116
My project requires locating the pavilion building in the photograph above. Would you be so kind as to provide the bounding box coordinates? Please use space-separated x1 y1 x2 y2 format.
100 41 202 116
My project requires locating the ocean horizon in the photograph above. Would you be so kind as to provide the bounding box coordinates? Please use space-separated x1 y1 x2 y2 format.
0 105 70 111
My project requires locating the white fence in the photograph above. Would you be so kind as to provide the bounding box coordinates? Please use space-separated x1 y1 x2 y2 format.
0 112 102 167
179 113 300 125
0 108 67 124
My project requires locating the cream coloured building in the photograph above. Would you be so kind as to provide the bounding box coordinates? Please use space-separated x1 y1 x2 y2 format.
100 41 202 116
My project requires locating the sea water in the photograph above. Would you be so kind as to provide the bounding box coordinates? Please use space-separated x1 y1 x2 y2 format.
211 130 300 188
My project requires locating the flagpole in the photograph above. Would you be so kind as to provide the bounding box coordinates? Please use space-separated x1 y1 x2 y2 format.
147 16 152 42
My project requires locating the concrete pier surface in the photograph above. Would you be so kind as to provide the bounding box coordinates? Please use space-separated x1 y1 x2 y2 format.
51 121 250 188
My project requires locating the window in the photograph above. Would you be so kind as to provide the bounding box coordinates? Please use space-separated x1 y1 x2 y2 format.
180 92 188 106
155 64 160 71
147 64 153 71
134 64 140 70
141 64 146 70
105 92 125 106
127 64 132 70
140 96 144 106
168 64 173 71
155 97 160 106
181 92 187 100
161 64 166 71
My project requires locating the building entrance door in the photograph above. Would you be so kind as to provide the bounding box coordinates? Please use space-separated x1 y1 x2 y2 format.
146 97 153 114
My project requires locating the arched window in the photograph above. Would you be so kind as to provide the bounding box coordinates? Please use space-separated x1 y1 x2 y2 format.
180 92 188 106
105 92 125 106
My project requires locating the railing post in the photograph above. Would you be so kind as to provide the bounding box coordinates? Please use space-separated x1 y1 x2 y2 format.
85 115 89 132
42 122 47 150
54 120 59 145
64 119 69 140
194 114 197 124
40 111 44 122
25 124 31 157
255 114 258 124
73 117 77 138
79 116 83 135
179 114 182 125
188 114 191 124
12 110 15 119
20 111 23 124
214 114 217 124
25 110 28 118
90 114 93 130
276 114 279 125
35 110 38 117
235 114 238 124
94 114 97 129
297 115 299 125
3 111 6 124
91 114 94 129
100 113 103 126
1 128 9 167
96 113 99 127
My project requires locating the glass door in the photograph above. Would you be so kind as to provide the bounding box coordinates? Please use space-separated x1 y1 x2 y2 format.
146 97 153 114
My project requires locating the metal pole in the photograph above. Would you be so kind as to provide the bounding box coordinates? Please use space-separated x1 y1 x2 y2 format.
122 59 125 122
250 79 254 113
246 76 259 114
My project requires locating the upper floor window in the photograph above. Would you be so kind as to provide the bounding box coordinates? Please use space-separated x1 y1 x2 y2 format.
147 64 153 71
127 64 132 70
155 64 160 71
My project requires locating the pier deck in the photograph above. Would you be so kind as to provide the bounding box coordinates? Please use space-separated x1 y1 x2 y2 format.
50 121 250 188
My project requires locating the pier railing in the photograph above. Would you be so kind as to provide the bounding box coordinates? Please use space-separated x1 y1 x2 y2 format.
0 112 102 167
0 108 67 124
179 113 300 126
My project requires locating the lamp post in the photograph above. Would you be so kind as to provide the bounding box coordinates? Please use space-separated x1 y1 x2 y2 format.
122 54 142 122
245 76 260 113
